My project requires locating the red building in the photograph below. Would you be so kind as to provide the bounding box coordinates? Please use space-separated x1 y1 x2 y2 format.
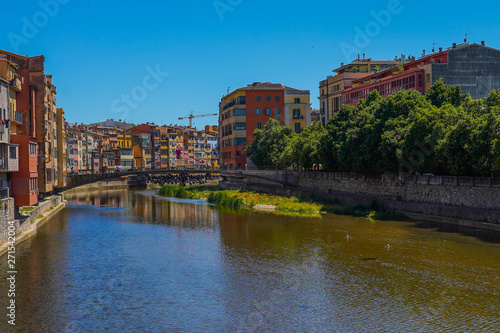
9 68 39 206
341 49 448 106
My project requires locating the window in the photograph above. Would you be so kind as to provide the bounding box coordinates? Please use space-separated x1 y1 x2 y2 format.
257 122 262 129
256 96 261 102
234 122 246 130
275 96 280 102
265 108 272 115
30 143 37 155
237 96 246 104
254 108 261 115
235 138 247 146
294 98 301 103
295 123 301 133
9 146 16 159
236 151 242 158
266 96 271 102
46 169 52 182
293 109 301 119
276 108 281 120
30 178 38 193
234 109 246 116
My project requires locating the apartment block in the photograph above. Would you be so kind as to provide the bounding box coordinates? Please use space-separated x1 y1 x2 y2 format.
319 56 398 123
341 42 500 106
219 82 311 170
0 56 20 200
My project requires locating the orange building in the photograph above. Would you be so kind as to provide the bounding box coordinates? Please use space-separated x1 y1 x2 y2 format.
219 82 310 170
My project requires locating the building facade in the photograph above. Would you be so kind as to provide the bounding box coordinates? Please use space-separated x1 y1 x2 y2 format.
340 42 500 106
219 82 311 170
319 57 398 123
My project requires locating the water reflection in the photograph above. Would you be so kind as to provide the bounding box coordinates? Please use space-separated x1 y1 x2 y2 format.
0 189 498 332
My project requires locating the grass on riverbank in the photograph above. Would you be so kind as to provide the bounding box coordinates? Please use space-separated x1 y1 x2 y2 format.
157 185 406 220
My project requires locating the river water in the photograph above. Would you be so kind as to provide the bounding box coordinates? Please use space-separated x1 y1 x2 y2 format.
1 189 500 332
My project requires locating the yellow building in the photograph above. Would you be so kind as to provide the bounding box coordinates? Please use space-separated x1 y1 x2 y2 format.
284 87 311 134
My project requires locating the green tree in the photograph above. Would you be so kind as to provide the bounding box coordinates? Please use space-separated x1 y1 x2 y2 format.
290 122 326 170
425 78 467 108
441 115 475 176
245 119 295 169
468 113 500 175
485 89 500 108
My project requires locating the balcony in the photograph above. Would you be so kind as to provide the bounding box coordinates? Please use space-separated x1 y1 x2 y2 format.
11 110 23 125
293 115 304 120
10 78 22 92
0 144 19 172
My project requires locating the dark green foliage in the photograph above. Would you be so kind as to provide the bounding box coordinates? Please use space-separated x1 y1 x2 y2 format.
425 78 467 108
245 119 296 168
290 121 327 170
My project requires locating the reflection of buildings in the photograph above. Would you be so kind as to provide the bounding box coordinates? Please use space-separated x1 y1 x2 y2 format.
134 192 219 228
65 190 219 228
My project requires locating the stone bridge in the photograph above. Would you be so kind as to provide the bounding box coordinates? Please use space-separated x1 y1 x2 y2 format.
63 169 221 191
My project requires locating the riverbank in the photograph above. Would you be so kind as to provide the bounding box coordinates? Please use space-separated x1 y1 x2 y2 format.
0 195 67 257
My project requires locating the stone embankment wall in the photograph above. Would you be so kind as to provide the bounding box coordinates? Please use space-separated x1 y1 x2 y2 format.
0 198 15 246
297 173 500 210
221 171 500 227
0 195 66 255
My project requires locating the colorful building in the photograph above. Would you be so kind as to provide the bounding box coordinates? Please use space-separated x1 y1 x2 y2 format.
219 82 311 170
0 55 20 201
319 56 398 123
341 42 500 106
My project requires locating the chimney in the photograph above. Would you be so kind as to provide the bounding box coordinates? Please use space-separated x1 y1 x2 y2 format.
481 41 485 46
363 53 365 59
341 62 344 67
358 54 360 59
423 50 426 56
439 47 443 52
453 43 457 48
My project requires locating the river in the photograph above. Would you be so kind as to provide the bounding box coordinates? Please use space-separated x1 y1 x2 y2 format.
1 189 500 332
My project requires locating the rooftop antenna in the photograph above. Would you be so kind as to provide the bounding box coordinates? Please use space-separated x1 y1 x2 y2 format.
432 42 439 53
227 87 230 94
465 33 471 43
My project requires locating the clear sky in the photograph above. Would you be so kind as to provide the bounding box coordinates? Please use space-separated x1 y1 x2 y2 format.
2 0 500 129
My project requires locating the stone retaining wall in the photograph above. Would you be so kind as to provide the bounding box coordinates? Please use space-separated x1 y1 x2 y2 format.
0 195 64 247
297 172 500 211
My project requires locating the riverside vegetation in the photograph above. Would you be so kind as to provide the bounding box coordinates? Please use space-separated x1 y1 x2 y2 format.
157 185 404 220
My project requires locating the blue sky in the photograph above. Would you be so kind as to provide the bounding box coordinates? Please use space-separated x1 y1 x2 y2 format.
2 0 500 128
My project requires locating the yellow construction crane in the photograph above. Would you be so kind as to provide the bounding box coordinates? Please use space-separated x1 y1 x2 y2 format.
178 111 218 128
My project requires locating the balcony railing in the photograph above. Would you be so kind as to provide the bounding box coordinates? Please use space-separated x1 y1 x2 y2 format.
11 110 23 124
